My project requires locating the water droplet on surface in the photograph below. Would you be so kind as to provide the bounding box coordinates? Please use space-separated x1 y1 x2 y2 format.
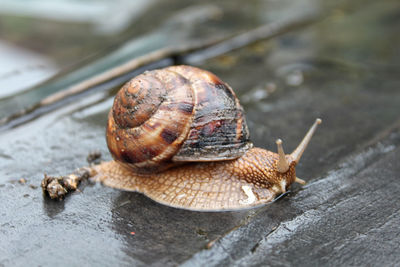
286 70 304 86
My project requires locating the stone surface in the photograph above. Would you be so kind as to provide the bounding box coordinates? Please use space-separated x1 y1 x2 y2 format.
1 0 400 266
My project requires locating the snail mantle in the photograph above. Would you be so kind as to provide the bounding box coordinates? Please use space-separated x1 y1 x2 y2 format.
42 65 322 211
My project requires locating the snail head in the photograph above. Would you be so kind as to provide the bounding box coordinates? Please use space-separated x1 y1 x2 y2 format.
275 118 322 188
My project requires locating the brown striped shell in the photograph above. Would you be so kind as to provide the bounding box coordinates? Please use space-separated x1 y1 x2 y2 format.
106 65 252 174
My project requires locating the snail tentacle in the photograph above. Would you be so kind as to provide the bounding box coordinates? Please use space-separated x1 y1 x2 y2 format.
290 118 322 164
276 139 289 173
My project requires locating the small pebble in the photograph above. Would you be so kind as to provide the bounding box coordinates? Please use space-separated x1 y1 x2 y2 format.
286 70 304 86
87 151 102 165
206 240 216 249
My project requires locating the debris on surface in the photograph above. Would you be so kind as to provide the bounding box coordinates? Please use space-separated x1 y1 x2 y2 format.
205 239 216 249
87 150 102 165
41 151 100 200
8 178 28 184
41 168 91 200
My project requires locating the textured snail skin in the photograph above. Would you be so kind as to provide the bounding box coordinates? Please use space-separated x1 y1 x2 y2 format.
92 147 296 211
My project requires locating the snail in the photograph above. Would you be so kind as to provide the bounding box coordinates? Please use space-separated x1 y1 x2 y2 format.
88 65 322 211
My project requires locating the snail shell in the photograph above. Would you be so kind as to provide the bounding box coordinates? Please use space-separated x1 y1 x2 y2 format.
106 65 252 174
93 65 322 211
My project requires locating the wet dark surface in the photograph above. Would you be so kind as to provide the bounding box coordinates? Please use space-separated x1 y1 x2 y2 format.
1 0 400 266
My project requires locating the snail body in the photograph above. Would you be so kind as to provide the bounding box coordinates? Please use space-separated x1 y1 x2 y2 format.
93 65 321 211
94 147 296 210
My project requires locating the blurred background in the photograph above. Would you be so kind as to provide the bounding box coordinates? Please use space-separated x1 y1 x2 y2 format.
0 0 329 119
0 0 264 99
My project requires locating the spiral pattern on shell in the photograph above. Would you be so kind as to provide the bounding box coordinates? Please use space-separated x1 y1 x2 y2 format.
106 65 251 173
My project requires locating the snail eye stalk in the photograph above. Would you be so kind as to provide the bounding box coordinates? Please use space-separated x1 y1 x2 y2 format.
290 118 322 164
276 139 289 173
295 177 306 185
